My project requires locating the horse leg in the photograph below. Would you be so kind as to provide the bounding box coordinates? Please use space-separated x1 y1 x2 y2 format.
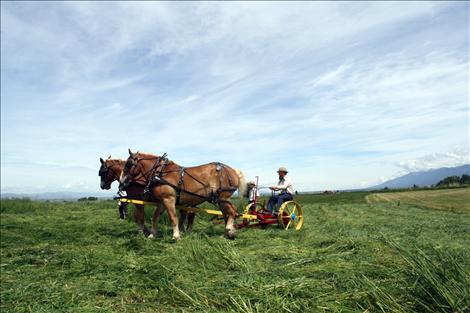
162 198 180 240
150 203 164 239
186 212 195 235
219 201 237 239
134 204 151 237
178 210 187 233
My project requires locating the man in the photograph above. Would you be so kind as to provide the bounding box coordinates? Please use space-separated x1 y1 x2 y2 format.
268 167 294 214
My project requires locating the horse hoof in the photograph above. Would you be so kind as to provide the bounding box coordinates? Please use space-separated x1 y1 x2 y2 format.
225 230 236 240
173 236 181 241
148 234 154 239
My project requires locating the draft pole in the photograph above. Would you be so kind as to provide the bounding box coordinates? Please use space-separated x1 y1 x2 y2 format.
253 176 259 209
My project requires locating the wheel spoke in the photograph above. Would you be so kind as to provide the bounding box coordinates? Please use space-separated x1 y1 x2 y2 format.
285 219 292 230
292 206 298 216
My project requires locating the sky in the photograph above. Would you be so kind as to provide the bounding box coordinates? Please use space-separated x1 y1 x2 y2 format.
1 1 469 194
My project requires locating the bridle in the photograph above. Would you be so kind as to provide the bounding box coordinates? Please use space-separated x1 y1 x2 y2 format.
120 153 168 191
99 162 121 184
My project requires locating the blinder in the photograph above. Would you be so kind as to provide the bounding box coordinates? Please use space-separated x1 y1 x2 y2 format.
98 165 108 177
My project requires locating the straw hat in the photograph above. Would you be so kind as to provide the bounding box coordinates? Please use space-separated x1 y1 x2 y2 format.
247 181 256 186
277 167 288 173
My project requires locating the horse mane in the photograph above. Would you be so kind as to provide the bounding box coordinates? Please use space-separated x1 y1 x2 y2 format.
135 152 177 166
114 159 126 166
106 158 126 166
134 152 157 158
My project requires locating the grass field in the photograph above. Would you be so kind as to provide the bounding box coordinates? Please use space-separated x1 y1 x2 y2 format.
1 189 469 312
366 188 470 213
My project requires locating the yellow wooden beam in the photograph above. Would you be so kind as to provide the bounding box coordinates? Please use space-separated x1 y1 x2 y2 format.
118 198 258 220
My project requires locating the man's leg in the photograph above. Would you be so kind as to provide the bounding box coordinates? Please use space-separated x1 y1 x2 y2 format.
275 193 293 213
267 195 279 212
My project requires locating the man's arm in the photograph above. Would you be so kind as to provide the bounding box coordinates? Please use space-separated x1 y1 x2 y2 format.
270 177 291 191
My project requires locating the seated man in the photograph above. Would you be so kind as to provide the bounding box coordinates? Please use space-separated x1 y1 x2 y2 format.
268 167 294 214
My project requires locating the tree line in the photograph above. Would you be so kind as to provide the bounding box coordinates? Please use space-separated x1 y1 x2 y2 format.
436 174 470 187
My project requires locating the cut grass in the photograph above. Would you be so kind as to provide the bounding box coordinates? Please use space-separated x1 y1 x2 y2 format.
1 190 469 312
366 188 470 212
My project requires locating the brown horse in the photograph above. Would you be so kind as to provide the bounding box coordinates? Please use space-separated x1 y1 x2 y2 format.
99 156 195 237
120 150 246 240
99 157 129 219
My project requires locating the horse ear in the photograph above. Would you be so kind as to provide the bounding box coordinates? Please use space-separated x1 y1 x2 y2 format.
128 148 132 155
107 155 111 159
100 157 105 164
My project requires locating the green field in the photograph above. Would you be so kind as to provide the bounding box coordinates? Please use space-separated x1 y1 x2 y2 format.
1 189 469 312
366 188 470 213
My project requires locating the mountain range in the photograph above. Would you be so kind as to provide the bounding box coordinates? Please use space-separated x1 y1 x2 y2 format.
369 164 470 190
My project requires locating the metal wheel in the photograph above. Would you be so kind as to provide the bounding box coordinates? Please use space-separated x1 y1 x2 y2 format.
278 201 304 230
243 202 265 214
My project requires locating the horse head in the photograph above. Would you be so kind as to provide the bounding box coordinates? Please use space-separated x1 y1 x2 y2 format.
119 150 161 192
98 155 123 190
119 149 141 191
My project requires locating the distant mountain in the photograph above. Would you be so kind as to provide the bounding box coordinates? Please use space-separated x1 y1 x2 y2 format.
370 164 470 190
1 191 115 200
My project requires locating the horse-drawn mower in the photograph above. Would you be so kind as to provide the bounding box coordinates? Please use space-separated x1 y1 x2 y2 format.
117 190 304 231
101 151 304 239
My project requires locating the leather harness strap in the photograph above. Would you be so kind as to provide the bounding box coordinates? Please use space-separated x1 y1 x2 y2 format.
144 157 237 205
152 176 212 202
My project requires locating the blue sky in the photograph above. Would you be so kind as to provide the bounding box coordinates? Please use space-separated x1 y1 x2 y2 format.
1 2 469 194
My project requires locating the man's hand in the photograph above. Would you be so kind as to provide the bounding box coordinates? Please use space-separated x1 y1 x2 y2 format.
269 186 278 191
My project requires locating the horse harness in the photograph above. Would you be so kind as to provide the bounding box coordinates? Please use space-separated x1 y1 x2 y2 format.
142 154 237 205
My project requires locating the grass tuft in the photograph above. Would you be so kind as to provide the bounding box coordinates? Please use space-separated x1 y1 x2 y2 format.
359 236 470 313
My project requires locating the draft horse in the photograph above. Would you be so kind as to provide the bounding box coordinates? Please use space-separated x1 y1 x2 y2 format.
119 150 246 240
99 157 129 219
98 156 195 237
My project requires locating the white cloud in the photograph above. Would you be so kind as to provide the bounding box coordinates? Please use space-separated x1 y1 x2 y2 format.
397 148 470 173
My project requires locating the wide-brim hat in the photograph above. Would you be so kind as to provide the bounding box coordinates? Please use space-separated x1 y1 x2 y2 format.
277 167 288 173
247 181 256 186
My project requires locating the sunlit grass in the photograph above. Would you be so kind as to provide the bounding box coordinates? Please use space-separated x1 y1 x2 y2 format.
1 189 469 312
366 188 470 212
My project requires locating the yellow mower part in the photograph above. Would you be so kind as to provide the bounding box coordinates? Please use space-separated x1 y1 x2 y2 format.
119 198 258 220
278 201 304 231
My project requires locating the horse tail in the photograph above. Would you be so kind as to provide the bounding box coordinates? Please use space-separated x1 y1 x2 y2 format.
235 169 247 199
